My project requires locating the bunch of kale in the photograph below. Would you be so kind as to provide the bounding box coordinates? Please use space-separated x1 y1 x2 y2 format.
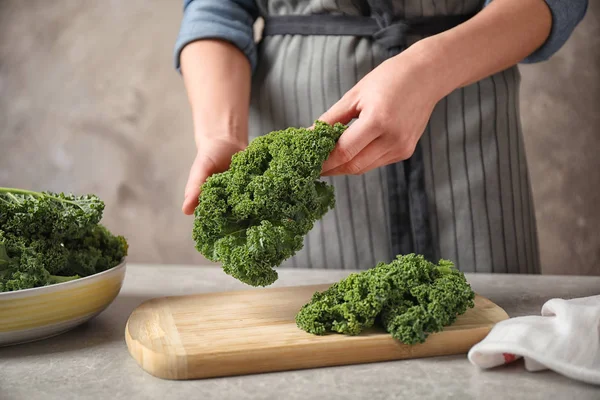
295 254 476 345
192 121 346 287
0 188 128 292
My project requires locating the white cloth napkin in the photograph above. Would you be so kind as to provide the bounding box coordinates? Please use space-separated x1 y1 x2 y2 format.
467 295 600 385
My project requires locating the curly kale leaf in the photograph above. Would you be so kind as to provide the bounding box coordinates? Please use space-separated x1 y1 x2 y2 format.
0 188 127 293
380 266 475 344
192 121 346 287
296 254 475 344
0 225 127 293
62 225 129 277
293 267 391 336
0 188 104 240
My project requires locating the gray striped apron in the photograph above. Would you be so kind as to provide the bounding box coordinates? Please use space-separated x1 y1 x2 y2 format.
249 0 541 274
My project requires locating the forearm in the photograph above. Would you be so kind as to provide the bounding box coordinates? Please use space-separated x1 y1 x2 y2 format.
180 40 252 147
412 0 552 98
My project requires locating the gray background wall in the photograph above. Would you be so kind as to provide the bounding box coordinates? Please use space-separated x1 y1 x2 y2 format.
0 1 598 275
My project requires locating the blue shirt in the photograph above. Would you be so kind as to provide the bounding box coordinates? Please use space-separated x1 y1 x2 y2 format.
174 0 588 74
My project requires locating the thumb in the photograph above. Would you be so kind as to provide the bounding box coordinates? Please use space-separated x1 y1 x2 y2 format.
182 153 209 215
317 91 360 126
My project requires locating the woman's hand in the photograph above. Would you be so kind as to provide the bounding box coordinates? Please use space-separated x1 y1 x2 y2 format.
319 0 553 177
318 43 446 176
179 39 252 214
182 135 246 215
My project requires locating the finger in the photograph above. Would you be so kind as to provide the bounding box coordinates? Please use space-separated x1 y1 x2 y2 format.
348 143 415 174
322 137 392 176
182 154 209 215
355 154 401 175
317 91 360 126
182 186 201 215
321 117 380 173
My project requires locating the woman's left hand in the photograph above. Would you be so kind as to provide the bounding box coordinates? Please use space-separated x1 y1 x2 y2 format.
318 42 448 176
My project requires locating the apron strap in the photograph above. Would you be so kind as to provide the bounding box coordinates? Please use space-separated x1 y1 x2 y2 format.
262 14 475 54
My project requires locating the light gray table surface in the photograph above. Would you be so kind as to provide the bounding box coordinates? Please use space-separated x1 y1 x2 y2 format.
1 264 599 400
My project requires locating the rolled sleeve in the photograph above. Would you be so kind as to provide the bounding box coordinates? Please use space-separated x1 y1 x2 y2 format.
174 0 259 73
484 0 588 63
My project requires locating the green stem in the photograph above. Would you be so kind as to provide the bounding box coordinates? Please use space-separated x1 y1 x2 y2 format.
0 187 43 197
0 187 86 210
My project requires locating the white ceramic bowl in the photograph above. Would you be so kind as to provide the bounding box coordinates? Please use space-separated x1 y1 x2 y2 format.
0 259 126 347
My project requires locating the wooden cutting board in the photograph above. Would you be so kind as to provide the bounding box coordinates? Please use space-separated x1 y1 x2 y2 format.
125 283 509 380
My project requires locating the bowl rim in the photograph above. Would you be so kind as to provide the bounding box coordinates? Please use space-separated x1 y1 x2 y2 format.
0 258 127 299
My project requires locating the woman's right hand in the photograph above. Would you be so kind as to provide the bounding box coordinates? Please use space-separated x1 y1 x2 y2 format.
182 135 247 215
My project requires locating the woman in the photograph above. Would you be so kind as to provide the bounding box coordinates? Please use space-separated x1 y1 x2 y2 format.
174 0 587 273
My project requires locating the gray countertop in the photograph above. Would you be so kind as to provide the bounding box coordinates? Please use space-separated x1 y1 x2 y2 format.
1 264 599 400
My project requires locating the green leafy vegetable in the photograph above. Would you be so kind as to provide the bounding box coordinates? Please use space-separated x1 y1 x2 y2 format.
192 121 346 287
295 254 475 345
0 188 104 240
0 188 128 292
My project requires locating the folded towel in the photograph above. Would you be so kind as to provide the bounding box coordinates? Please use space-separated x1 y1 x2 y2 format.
467 295 600 386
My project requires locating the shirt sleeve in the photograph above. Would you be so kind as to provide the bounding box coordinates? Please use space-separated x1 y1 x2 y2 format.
484 0 588 63
173 0 260 73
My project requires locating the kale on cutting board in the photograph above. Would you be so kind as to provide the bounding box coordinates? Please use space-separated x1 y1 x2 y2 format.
0 188 128 292
192 121 346 287
295 253 476 344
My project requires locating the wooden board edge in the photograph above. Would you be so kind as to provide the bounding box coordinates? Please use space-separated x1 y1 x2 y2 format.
124 319 502 380
129 324 494 380
125 319 187 380
125 307 192 380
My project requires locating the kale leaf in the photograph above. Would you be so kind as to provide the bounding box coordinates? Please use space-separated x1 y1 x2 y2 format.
295 254 476 344
192 121 346 286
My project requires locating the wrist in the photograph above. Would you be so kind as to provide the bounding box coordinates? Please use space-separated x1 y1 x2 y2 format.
403 0 553 95
193 114 249 148
195 130 248 150
402 36 460 101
